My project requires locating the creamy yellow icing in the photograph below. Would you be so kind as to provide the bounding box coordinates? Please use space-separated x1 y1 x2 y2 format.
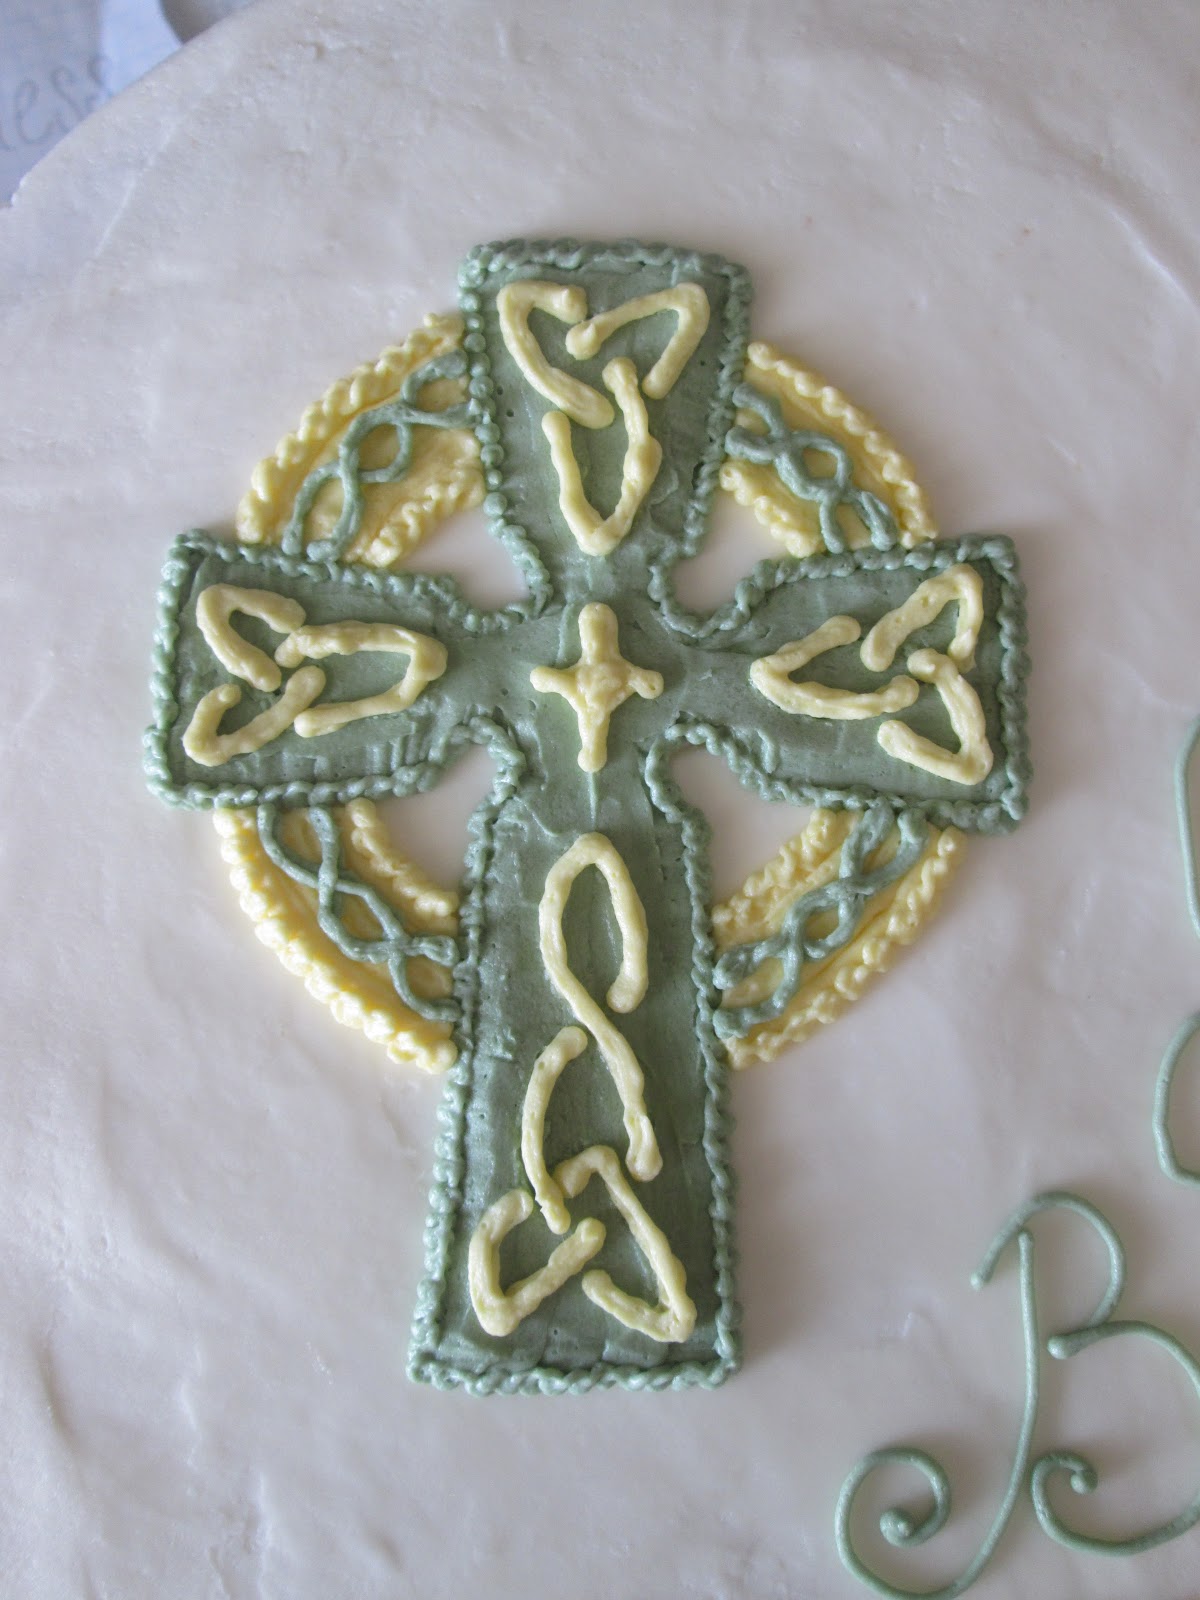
860 564 984 674
274 621 448 738
339 798 458 931
564 284 711 398
878 649 993 785
182 669 326 766
496 281 614 428
237 314 481 564
194 584 307 691
541 358 663 556
467 1139 695 1346
184 600 447 757
468 1190 607 1338
214 807 458 1072
557 1144 695 1343
719 342 936 556
715 815 965 1068
521 1024 588 1234
749 615 920 720
530 602 664 770
538 833 659 1180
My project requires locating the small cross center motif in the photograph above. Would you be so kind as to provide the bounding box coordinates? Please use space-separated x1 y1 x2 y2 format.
530 602 664 772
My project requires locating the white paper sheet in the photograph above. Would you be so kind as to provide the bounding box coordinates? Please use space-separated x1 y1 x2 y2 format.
2 0 252 204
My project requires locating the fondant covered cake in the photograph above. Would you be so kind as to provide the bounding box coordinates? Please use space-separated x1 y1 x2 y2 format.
4 2 1200 1595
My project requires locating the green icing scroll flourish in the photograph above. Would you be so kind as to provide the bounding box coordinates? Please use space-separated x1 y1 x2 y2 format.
1154 1014 1200 1187
1154 714 1200 1187
837 1192 1200 1596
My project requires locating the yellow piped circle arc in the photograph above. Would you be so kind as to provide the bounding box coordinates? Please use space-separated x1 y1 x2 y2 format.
215 319 962 1074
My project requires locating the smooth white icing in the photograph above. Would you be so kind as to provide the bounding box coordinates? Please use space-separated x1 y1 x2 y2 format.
3 0 1200 1595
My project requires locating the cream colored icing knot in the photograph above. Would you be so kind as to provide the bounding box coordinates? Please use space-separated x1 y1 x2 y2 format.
530 603 664 771
496 281 611 428
541 359 663 557
563 284 710 399
748 565 993 786
467 832 695 1345
182 585 447 765
498 279 711 556
751 615 920 721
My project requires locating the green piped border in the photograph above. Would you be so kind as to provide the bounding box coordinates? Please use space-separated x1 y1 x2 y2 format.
406 714 742 1395
144 242 1031 1394
458 237 753 568
655 533 1031 833
144 530 541 811
405 240 753 1393
146 531 1030 827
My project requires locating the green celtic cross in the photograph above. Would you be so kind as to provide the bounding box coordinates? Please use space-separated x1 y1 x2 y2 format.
146 241 1029 1394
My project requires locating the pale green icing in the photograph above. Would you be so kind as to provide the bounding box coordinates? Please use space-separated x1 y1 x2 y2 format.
144 238 1032 1394
712 804 930 1039
280 350 472 562
256 803 456 1023
147 532 1029 825
1154 1013 1200 1187
1153 715 1200 1186
837 1192 1200 1594
1176 713 1200 940
726 383 900 553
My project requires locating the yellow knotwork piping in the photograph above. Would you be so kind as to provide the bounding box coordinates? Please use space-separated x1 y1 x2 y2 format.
496 281 613 428
878 650 993 785
195 585 306 691
541 358 664 557
746 567 990 782
564 284 711 399
274 622 448 739
468 833 694 1344
538 833 659 1179
183 670 326 767
558 1145 696 1343
186 595 447 757
860 564 984 674
749 615 920 720
521 1025 588 1233
468 1190 606 1338
530 602 664 771
468 1143 696 1346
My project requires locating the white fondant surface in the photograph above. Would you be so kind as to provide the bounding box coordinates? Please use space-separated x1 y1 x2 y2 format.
4 2 1200 1594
